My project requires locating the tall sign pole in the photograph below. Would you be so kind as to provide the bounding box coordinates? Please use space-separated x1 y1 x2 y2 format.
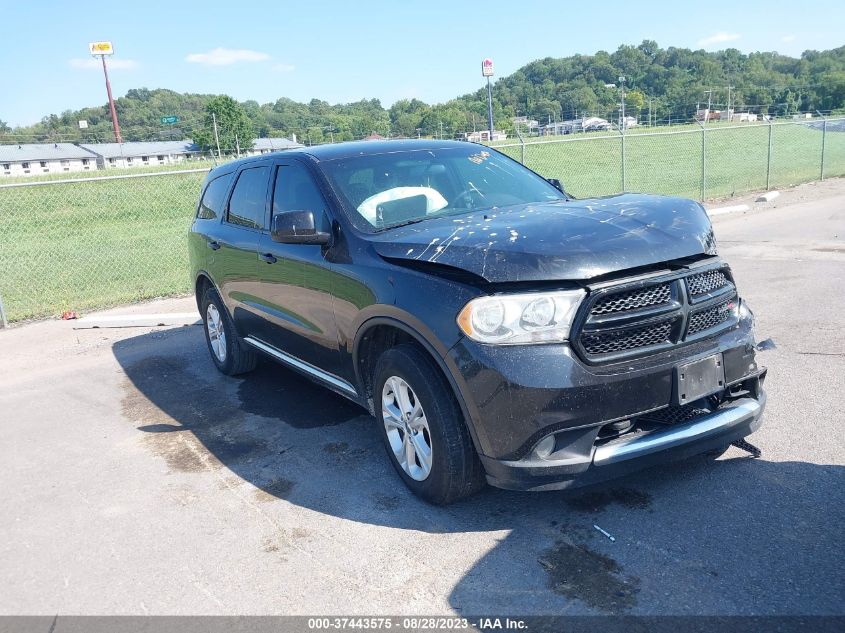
482 59 495 141
89 41 122 143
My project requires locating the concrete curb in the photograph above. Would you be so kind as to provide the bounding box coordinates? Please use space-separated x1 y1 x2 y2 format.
72 312 201 329
706 204 751 217
756 191 781 202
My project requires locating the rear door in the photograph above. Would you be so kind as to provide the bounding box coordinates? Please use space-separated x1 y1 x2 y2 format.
206 162 272 336
250 160 342 375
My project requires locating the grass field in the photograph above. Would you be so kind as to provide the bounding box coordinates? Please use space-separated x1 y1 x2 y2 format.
494 119 845 199
1 119 843 322
0 171 206 321
0 159 220 184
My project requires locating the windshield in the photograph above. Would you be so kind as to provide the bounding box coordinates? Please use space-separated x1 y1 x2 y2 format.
320 146 565 231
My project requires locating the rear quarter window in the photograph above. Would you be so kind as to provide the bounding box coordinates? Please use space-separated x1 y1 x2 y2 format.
227 166 271 229
197 173 234 219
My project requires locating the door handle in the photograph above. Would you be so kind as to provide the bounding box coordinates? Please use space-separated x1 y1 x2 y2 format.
259 253 278 264
207 240 221 251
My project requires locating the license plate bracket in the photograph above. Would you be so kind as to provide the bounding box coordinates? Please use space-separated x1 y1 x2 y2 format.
675 353 725 405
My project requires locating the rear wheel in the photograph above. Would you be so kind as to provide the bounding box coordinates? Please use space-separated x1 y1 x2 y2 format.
374 344 485 504
201 287 257 376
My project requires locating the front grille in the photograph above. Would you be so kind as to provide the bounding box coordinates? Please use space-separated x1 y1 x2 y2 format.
639 403 713 425
581 321 673 355
687 269 729 297
688 299 735 335
574 264 738 363
591 283 671 315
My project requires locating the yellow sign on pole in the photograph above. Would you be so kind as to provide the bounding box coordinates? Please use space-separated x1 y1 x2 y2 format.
88 41 114 56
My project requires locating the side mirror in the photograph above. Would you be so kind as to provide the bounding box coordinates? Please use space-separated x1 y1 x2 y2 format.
271 210 330 245
547 178 565 193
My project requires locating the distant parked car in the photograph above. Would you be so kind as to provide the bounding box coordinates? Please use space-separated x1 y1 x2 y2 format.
189 140 767 504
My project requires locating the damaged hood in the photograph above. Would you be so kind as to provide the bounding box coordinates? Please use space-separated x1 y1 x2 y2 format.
369 194 717 283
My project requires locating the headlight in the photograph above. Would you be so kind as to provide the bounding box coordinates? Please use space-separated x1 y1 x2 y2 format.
457 289 585 344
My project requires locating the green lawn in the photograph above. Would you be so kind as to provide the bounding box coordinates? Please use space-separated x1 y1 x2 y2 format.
495 120 845 199
0 121 843 322
0 172 206 321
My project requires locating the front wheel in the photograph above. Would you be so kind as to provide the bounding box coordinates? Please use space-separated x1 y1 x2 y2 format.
201 287 257 376
374 344 485 504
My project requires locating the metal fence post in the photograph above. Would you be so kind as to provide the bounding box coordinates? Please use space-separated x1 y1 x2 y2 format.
766 119 774 190
0 292 8 329
817 111 827 180
620 126 626 192
515 125 526 164
696 120 706 201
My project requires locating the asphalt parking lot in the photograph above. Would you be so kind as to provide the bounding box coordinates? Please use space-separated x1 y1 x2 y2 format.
1 180 843 616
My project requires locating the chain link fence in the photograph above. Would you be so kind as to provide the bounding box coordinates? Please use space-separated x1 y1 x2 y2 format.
1 118 844 324
497 116 845 200
0 169 207 323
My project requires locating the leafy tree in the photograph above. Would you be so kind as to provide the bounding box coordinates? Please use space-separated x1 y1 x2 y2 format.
5 42 845 144
193 95 255 154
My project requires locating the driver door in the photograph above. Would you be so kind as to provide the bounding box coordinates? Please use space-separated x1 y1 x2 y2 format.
250 160 342 376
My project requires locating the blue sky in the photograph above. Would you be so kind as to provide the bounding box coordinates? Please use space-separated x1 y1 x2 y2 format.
2 0 842 126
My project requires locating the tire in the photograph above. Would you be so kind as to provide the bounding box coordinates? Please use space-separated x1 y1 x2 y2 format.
200 286 257 376
373 343 485 504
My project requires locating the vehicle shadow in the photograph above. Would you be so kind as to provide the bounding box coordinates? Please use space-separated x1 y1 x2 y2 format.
113 326 844 615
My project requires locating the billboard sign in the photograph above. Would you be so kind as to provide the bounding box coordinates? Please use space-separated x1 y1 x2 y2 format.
481 58 494 77
89 41 114 56
160 116 179 125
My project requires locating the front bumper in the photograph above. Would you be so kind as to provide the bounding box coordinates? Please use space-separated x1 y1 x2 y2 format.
480 388 765 491
446 312 767 491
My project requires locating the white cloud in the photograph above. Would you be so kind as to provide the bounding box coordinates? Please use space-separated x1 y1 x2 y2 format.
69 57 139 70
782 34 796 43
697 32 741 47
272 63 295 72
185 47 270 66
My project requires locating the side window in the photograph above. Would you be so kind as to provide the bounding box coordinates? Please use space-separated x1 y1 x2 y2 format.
227 166 270 229
197 172 234 219
272 162 329 230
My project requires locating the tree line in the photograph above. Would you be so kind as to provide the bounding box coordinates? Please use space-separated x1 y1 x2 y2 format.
3 41 844 148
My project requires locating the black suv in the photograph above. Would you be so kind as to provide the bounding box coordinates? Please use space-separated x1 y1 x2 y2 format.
189 140 766 504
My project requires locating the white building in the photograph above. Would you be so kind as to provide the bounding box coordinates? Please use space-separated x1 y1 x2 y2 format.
78 140 200 169
540 121 577 136
249 137 303 156
0 143 98 177
460 130 507 142
540 117 612 136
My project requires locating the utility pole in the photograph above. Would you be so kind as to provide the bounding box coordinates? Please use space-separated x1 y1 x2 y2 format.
235 134 240 158
726 85 734 122
439 121 444 140
212 112 221 158
704 90 713 124
618 76 626 128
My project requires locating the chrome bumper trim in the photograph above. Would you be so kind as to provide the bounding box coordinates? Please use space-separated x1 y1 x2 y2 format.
593 396 764 467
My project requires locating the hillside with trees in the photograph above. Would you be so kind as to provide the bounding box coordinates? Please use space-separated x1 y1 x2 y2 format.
3 41 844 146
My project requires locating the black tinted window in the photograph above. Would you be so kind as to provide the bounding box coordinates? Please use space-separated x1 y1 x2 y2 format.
227 166 270 229
273 163 329 231
197 172 233 219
